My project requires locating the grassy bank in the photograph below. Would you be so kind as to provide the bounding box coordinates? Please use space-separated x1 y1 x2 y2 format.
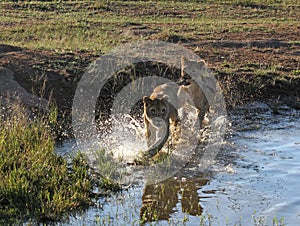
0 104 119 224
1 0 299 53
1 0 299 110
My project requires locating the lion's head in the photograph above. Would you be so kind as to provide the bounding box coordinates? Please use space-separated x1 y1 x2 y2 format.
143 96 170 128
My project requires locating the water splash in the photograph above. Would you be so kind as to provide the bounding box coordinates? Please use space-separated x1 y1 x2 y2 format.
72 101 227 185
98 114 147 163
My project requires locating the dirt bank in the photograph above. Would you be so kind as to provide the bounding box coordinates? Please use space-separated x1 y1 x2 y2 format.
0 38 299 138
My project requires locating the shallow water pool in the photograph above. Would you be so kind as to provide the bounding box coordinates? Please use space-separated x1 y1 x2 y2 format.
61 103 300 226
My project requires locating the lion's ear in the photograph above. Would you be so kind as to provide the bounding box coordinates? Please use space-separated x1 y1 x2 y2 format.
162 95 170 102
143 96 152 105
181 56 187 66
197 59 206 69
181 56 188 78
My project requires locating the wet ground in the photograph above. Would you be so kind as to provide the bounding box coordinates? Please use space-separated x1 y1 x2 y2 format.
56 102 300 225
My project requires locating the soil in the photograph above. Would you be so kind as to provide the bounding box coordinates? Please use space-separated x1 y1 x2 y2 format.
0 27 299 138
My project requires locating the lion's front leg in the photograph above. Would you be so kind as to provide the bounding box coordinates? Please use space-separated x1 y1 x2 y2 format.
144 118 150 138
144 118 159 152
170 110 181 142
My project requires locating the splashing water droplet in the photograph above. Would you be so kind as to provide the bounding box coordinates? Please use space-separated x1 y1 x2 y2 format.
98 114 147 163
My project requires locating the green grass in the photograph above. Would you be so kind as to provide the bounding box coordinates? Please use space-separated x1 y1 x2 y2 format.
1 0 299 53
0 103 119 224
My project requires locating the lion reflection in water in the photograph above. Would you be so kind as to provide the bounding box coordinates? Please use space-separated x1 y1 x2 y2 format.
140 177 209 223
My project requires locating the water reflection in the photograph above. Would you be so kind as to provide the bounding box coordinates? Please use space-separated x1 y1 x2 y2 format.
65 104 300 225
140 177 209 223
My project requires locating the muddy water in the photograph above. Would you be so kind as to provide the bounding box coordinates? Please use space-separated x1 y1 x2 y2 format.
61 102 300 226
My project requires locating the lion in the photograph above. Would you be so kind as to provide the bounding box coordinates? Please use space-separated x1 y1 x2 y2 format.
142 57 216 159
142 82 180 158
178 57 216 127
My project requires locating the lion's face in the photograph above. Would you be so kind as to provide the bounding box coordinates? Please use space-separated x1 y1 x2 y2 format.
181 57 216 95
181 57 206 82
143 97 170 128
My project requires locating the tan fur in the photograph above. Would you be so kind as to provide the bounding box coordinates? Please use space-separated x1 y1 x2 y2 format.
178 57 216 126
143 57 216 158
143 83 180 158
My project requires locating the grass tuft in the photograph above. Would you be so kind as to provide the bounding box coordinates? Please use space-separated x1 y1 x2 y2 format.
0 103 117 224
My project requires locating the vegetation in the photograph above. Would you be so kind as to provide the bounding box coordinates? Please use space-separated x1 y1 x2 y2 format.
0 0 299 224
1 0 299 108
1 0 299 53
0 103 119 224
